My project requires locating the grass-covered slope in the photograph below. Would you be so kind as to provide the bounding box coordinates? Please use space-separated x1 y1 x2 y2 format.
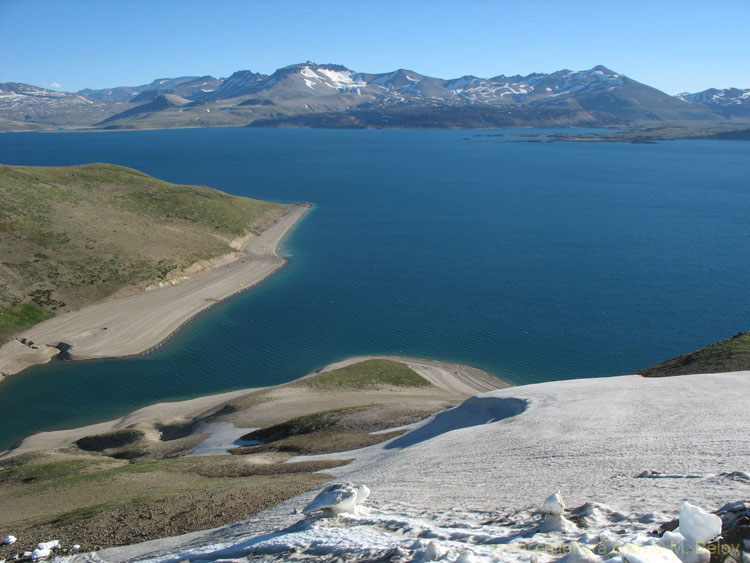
0 451 338 556
293 359 431 390
0 163 287 339
638 332 750 377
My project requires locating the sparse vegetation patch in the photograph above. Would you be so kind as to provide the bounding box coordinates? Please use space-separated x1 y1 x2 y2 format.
0 303 54 340
638 332 750 377
295 359 431 390
240 407 366 443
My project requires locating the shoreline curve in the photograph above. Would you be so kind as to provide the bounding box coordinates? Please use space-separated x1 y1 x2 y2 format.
0 203 311 380
0 355 509 458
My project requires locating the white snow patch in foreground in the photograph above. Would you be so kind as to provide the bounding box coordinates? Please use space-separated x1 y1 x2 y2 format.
69 372 750 562
31 540 59 560
678 501 722 544
303 482 370 516
98 497 734 563
543 492 566 516
652 502 724 563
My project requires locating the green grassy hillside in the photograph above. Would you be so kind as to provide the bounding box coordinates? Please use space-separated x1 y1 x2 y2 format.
0 163 287 340
293 359 431 390
638 332 750 377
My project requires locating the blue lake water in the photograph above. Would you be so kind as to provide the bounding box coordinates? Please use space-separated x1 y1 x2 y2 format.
0 128 748 449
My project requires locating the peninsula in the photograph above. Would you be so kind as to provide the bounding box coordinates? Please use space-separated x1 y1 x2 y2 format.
0 164 307 378
0 356 507 553
1 343 748 560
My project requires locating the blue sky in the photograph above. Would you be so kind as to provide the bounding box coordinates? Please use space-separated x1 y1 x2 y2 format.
1 0 748 95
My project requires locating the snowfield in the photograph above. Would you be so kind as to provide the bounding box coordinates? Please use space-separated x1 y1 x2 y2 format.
71 372 749 562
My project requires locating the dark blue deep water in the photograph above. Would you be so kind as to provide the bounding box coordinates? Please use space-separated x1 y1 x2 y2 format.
0 128 748 449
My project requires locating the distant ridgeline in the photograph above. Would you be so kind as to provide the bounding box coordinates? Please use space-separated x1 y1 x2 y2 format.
638 332 750 377
0 163 287 340
1 62 749 131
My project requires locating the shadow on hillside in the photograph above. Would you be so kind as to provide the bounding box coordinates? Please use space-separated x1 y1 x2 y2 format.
385 396 527 450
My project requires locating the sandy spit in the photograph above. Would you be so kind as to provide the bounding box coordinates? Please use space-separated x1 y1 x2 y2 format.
312 355 508 395
0 204 310 380
0 355 507 458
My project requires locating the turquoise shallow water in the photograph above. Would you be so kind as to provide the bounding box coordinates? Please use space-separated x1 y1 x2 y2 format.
0 128 748 449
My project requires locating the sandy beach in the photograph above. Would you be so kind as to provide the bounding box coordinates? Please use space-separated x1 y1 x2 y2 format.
0 203 309 380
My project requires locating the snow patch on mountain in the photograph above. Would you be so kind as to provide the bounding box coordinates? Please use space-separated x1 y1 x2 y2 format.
441 67 625 104
0 83 110 116
296 65 366 93
300 67 318 79
677 88 750 106
316 67 366 89
545 68 625 100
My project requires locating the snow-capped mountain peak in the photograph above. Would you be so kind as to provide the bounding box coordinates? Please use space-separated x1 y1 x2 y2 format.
3 62 746 129
678 87 750 105
0 82 95 107
297 64 365 92
674 86 750 117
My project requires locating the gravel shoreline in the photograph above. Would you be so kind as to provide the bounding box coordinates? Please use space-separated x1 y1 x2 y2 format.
0 204 310 380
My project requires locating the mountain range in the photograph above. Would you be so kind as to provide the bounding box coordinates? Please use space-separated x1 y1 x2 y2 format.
1 62 748 131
